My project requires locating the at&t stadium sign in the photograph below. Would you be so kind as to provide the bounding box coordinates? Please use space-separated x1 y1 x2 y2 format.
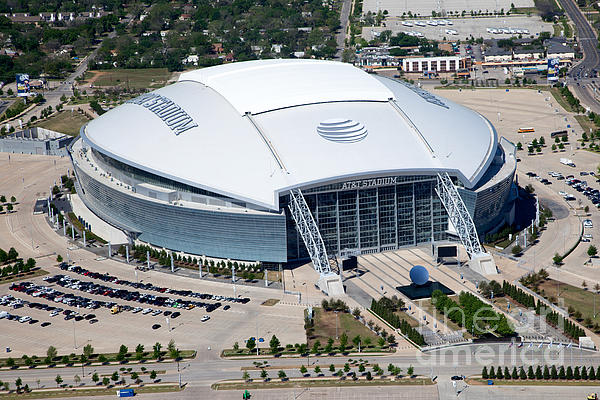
126 93 198 134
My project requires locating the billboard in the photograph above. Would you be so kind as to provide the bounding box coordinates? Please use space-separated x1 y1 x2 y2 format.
547 58 560 82
16 73 29 96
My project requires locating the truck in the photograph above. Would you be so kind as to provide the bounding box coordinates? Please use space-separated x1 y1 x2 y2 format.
560 158 576 167
117 388 135 397
110 305 122 315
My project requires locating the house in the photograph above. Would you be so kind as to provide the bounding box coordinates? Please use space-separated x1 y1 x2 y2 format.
271 44 283 54
483 46 512 62
512 47 544 60
179 13 191 21
182 55 199 65
212 43 224 54
401 55 462 73
545 37 575 60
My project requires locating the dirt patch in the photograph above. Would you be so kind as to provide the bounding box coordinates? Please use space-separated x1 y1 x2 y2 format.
261 299 280 307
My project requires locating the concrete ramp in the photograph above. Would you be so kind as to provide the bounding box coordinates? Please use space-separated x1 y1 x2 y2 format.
318 272 345 296
468 252 498 275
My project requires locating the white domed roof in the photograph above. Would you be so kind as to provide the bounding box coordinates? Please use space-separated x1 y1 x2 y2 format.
82 59 497 210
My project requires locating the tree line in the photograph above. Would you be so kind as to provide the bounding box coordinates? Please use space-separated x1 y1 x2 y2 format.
503 281 536 308
482 365 600 381
370 297 425 346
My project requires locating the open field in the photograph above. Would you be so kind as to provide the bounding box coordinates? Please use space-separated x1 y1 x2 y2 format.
535 278 600 326
85 68 171 89
34 111 90 136
308 308 382 349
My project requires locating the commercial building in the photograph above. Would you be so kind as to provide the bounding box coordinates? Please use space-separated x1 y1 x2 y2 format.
0 127 73 156
70 60 515 283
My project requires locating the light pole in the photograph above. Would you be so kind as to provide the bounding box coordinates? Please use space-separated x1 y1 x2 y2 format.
335 311 339 339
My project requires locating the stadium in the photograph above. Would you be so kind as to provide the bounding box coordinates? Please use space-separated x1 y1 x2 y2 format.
69 59 516 291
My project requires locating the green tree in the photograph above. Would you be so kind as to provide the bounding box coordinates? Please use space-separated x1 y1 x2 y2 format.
588 245 597 257
111 371 119 382
102 377 110 386
260 369 268 380
352 335 361 349
551 365 558 379
10 196 15 203
135 344 144 360
566 366 573 380
98 354 107 364
312 340 321 354
150 370 157 380
528 365 535 379
314 365 321 375
329 364 335 372
489 366 496 379
559 366 566 379
278 370 286 379
83 344 94 359
246 337 256 351
152 342 162 360
339 333 348 352
324 338 334 353
359 364 365 373
407 365 414 377
269 335 280 354
242 371 250 381
15 377 22 392
47 346 57 360
519 366 527 379
482 366 488 379
504 367 511 380
55 374 63 387
512 244 523 255
512 367 518 379
300 365 307 375
92 373 99 385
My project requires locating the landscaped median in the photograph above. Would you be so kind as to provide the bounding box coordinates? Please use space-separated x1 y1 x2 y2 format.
468 364 600 385
212 376 433 390
0 383 183 399
0 342 195 371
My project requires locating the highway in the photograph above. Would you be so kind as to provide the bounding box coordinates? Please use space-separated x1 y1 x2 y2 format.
558 0 600 113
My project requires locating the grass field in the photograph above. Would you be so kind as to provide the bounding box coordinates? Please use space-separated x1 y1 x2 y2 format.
0 268 48 285
537 278 600 326
574 115 596 137
418 296 473 339
549 87 580 113
87 68 171 89
309 309 382 349
35 111 90 136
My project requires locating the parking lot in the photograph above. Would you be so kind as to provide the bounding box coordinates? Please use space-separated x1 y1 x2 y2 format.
0 153 308 358
363 0 534 17
362 15 552 41
430 86 600 288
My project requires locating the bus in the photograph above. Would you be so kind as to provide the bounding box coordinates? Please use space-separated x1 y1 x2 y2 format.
518 127 535 133
551 130 568 139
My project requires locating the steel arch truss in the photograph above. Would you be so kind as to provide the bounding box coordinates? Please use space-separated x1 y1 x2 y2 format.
288 188 332 275
435 172 485 258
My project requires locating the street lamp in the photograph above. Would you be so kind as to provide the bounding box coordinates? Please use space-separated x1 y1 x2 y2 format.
335 311 339 340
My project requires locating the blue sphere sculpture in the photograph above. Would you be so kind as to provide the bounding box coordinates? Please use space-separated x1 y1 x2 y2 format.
409 265 429 286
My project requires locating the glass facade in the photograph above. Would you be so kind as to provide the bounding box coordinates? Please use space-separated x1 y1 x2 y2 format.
74 164 288 263
283 175 448 261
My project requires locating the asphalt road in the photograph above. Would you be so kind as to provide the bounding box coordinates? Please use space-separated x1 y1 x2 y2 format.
558 0 600 112
11 30 116 129
335 0 352 59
